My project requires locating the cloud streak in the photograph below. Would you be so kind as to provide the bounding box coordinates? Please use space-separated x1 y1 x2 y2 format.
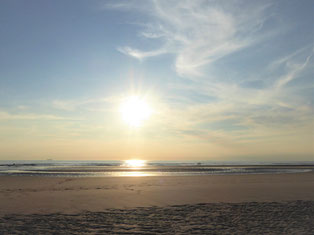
0 111 71 121
114 0 272 77
118 46 167 61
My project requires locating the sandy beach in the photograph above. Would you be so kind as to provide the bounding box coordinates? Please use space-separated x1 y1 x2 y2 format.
1 172 314 234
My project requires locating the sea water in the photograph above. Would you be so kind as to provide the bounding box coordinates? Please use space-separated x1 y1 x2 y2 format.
0 160 313 177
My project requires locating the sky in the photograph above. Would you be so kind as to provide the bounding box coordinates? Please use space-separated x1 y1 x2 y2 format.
0 0 313 161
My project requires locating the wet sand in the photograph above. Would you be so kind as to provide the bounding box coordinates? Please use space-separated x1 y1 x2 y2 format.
1 172 314 234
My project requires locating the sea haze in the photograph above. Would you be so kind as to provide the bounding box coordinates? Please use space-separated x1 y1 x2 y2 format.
0 160 313 177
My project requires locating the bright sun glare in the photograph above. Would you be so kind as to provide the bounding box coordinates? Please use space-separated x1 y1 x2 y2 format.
124 160 146 167
120 96 152 127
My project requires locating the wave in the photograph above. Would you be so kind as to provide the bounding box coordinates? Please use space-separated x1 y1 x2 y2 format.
0 160 313 177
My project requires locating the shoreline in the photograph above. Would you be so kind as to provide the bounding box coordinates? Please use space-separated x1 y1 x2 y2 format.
1 164 313 177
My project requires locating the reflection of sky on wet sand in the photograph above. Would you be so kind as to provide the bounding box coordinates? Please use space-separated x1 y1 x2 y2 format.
112 171 157 177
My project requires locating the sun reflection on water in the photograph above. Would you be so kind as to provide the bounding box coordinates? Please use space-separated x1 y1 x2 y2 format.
124 160 146 168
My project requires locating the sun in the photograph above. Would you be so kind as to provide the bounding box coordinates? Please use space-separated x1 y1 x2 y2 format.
120 96 152 127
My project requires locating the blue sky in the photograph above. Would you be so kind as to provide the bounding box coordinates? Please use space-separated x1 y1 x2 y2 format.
0 0 313 161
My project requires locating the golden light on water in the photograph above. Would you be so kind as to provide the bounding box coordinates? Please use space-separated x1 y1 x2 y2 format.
117 171 154 177
120 96 152 127
124 159 146 167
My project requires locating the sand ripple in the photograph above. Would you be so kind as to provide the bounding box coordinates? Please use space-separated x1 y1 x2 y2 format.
1 201 313 234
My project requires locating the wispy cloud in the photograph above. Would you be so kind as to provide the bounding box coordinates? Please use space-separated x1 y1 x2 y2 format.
0 111 71 121
273 52 313 89
112 0 272 77
154 44 314 143
52 96 119 112
117 47 166 61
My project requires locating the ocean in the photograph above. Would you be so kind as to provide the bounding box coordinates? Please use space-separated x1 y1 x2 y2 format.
0 160 313 177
